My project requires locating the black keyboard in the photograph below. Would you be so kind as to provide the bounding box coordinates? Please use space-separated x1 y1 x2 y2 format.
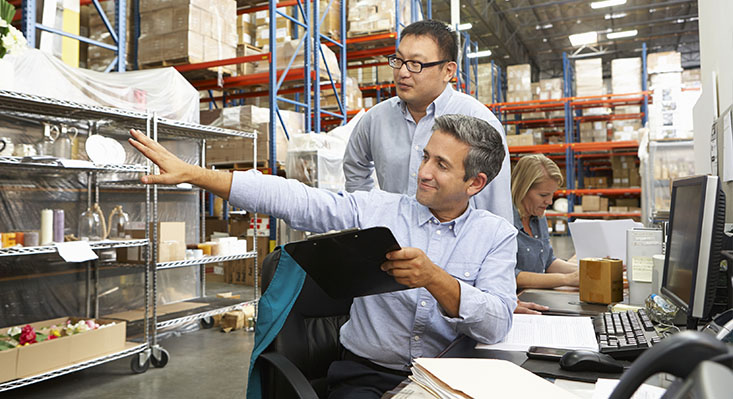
593 308 663 360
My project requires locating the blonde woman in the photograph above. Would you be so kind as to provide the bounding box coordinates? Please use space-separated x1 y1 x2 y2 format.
512 155 579 312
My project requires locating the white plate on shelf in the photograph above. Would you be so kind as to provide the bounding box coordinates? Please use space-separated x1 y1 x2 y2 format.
86 135 126 165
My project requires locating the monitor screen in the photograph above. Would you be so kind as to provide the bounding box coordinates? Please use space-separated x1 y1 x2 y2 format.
663 183 705 308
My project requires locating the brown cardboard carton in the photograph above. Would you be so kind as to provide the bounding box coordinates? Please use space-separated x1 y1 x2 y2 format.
615 198 640 207
221 310 245 331
0 348 18 383
505 134 534 147
581 195 601 212
157 222 187 262
580 258 623 304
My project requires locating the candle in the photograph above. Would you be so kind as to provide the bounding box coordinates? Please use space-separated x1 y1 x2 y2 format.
53 209 65 243
24 231 39 247
41 209 53 245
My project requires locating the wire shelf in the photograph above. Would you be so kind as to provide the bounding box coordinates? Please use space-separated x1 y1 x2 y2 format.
0 239 149 258
156 252 257 270
0 156 147 173
0 343 147 392
155 300 257 329
0 90 256 141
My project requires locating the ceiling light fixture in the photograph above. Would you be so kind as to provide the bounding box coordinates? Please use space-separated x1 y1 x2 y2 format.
535 23 553 30
590 0 627 9
467 50 492 59
607 29 638 39
604 12 626 19
457 23 472 30
569 31 598 46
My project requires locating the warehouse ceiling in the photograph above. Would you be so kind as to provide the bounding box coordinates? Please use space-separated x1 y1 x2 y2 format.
432 0 699 78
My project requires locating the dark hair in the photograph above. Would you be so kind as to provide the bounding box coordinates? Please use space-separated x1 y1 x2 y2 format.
400 20 458 62
432 114 505 187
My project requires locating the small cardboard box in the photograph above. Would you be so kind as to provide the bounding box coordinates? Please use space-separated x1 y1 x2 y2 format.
0 347 18 383
580 258 624 304
221 310 245 332
505 134 534 147
158 222 187 262
581 195 608 212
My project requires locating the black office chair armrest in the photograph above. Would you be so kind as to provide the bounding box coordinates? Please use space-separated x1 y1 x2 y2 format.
258 352 320 399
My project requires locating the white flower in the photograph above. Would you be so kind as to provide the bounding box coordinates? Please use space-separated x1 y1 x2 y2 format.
1 25 27 57
7 326 21 337
0 19 8 28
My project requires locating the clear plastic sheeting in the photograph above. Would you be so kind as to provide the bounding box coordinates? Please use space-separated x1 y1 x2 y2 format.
0 117 202 328
0 49 199 123
285 110 365 192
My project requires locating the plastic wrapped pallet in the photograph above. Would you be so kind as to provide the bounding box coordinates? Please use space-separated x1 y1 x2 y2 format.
476 63 497 105
321 77 363 110
611 57 641 95
237 13 255 45
236 44 264 76
539 78 562 100
648 72 694 140
253 40 341 82
647 51 682 74
507 64 531 93
255 8 292 47
138 0 237 73
575 58 603 97
682 68 701 89
347 0 414 37
202 105 305 166
579 121 607 143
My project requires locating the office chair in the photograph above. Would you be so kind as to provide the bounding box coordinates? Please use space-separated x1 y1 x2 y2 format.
257 248 353 399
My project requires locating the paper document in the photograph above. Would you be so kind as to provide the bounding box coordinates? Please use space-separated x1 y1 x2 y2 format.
568 219 642 261
723 110 733 182
410 358 579 399
476 314 598 352
55 241 98 262
591 378 665 399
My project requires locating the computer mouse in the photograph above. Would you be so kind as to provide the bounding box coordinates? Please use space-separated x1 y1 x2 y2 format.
559 350 624 373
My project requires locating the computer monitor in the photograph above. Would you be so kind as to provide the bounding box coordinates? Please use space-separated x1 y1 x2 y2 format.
661 175 728 330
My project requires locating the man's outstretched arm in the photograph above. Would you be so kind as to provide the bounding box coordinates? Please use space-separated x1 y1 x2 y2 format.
128 129 233 199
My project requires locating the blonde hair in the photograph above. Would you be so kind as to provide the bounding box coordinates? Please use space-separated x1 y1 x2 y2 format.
511 154 564 217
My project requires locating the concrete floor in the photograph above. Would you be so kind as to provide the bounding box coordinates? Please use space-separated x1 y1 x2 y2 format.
4 237 575 399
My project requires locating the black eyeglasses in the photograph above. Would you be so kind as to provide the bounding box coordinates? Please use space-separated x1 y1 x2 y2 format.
387 55 450 73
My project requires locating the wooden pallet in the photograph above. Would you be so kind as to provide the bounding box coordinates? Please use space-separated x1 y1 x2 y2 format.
347 28 393 39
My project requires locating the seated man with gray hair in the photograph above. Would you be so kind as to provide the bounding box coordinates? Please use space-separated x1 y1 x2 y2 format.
127 114 518 399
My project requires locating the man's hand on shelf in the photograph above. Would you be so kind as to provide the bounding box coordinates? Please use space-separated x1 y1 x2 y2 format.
128 129 197 185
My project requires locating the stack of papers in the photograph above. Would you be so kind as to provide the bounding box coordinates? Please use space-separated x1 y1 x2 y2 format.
476 314 598 352
409 358 579 399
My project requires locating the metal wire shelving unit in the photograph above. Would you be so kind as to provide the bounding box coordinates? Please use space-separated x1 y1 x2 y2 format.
0 89 259 390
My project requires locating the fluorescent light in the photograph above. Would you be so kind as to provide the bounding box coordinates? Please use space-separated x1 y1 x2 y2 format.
569 31 597 46
607 29 637 39
604 12 626 19
590 0 626 9
535 23 553 30
466 50 492 59
457 23 472 30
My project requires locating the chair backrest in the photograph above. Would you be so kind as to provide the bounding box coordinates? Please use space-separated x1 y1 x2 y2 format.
261 248 353 398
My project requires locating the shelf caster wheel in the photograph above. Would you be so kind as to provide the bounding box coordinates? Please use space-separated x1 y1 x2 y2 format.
151 348 170 368
200 317 214 329
130 354 150 374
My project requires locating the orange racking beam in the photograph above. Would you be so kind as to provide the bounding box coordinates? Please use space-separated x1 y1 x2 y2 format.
569 140 638 152
347 61 389 69
347 46 394 60
192 68 310 91
554 188 641 196
359 83 395 91
199 82 342 103
546 212 642 218
238 0 299 15
503 117 565 127
508 143 566 154
175 53 270 73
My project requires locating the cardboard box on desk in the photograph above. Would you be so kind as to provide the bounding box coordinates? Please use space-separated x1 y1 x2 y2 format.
580 258 623 304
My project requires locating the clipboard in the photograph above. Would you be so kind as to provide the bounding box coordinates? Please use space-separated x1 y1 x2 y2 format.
283 226 409 299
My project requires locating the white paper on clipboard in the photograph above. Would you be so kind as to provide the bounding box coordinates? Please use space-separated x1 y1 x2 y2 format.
568 219 643 262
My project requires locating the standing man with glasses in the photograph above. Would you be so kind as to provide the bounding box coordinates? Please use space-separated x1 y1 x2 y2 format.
343 19 512 223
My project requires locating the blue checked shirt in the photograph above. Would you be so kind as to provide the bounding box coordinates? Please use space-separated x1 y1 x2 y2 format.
343 85 513 223
229 170 518 371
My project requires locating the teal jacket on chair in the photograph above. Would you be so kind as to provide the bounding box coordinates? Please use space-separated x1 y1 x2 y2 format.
246 247 306 399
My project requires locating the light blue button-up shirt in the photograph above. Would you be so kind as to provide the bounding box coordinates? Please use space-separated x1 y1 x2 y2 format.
343 85 513 223
229 170 518 371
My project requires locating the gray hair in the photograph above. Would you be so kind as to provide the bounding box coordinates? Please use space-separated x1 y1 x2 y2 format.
432 114 505 187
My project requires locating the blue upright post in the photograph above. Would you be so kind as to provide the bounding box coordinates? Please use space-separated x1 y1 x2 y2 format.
427 0 432 19
314 0 321 133
340 0 347 125
21 0 35 47
304 0 312 132
268 0 278 243
641 42 648 127
116 0 127 71
563 52 575 214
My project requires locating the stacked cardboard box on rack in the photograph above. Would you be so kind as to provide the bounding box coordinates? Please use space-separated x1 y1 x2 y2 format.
575 58 607 117
237 13 256 46
321 77 364 110
347 0 412 37
647 51 699 140
201 105 305 166
505 64 533 138
253 40 341 82
477 63 497 105
82 1 134 71
254 8 291 47
610 58 643 142
611 155 641 187
579 121 607 143
138 0 237 73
